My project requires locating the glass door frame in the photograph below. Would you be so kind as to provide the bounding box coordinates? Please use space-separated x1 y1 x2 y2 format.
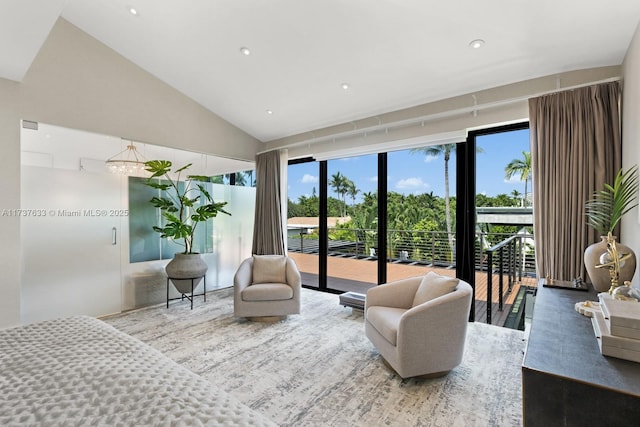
288 122 529 308
463 121 530 320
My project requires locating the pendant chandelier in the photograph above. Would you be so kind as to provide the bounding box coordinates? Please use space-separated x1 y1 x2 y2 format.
105 142 147 175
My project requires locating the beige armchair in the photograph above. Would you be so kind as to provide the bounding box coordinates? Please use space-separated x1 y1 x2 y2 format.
234 255 301 320
365 272 473 378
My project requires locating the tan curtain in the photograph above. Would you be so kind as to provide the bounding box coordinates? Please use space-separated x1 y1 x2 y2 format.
252 150 285 255
529 81 621 282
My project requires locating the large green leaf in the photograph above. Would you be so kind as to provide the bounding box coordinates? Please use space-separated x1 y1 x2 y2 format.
149 196 178 212
585 165 639 235
191 201 229 222
196 183 213 202
145 182 171 191
142 159 232 253
144 160 172 178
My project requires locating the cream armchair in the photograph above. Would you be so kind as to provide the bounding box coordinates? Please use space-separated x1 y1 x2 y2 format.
365 272 473 378
234 255 301 320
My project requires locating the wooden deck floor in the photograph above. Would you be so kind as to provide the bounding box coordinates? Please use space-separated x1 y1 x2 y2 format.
288 252 537 327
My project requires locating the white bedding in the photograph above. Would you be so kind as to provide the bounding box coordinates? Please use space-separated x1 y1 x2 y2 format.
0 316 276 427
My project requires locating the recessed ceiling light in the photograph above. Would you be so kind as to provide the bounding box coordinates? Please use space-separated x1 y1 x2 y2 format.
128 7 139 16
266 109 273 115
240 47 251 56
469 39 485 49
341 83 350 90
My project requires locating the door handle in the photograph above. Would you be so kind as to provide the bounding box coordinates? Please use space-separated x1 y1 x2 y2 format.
112 227 117 245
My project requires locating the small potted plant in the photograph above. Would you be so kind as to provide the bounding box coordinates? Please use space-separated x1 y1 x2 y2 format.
144 160 230 293
584 165 638 292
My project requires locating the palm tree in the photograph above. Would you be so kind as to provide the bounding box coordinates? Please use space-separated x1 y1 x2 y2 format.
510 189 522 206
505 151 532 207
410 144 457 252
346 180 359 206
329 172 349 217
411 144 484 256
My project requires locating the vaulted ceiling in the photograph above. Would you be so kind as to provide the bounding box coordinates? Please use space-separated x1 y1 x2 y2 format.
2 1 640 142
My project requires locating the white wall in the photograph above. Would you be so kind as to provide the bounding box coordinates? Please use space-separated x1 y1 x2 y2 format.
0 79 21 328
19 19 260 159
622 21 640 287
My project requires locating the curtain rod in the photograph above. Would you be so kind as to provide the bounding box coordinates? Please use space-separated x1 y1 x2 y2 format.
258 76 621 155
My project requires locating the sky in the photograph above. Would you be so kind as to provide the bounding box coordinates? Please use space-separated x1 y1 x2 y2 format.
287 128 530 203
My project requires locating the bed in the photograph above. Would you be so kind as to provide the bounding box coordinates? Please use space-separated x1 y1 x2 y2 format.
0 315 276 426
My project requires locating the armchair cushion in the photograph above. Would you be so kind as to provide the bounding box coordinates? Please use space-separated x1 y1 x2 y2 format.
242 283 294 302
252 255 287 284
412 271 459 307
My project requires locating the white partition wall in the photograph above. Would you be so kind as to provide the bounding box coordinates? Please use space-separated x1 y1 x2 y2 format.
21 123 255 321
209 184 256 286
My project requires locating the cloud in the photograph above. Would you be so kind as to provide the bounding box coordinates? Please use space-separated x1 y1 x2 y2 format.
396 177 430 190
423 155 438 163
504 176 523 183
301 174 318 184
369 176 378 182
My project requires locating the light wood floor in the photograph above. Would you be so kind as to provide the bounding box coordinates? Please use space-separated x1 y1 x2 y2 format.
288 251 537 326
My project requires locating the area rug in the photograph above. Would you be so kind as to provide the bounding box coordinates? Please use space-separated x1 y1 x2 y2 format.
103 288 525 427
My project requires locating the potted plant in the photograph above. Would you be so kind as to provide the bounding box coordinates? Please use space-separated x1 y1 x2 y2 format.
584 165 639 292
144 160 230 294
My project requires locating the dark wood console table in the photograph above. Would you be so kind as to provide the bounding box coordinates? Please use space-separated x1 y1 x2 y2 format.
522 281 640 426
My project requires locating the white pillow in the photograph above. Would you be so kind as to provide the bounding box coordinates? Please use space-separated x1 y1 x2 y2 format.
412 271 459 307
252 255 287 284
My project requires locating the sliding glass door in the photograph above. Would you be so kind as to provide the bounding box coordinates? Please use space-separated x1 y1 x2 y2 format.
325 154 378 293
386 146 457 282
286 160 320 288
472 123 535 325
287 146 461 293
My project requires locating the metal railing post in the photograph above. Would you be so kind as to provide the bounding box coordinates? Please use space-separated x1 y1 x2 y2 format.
487 251 493 324
508 240 514 292
299 229 304 253
498 248 504 311
431 231 436 265
517 236 523 282
479 232 486 271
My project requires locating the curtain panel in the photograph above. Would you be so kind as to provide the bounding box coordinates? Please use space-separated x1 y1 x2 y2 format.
252 150 285 255
529 81 621 282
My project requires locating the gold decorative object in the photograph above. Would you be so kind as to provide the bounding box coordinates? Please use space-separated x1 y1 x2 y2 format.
595 232 633 294
611 283 638 301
